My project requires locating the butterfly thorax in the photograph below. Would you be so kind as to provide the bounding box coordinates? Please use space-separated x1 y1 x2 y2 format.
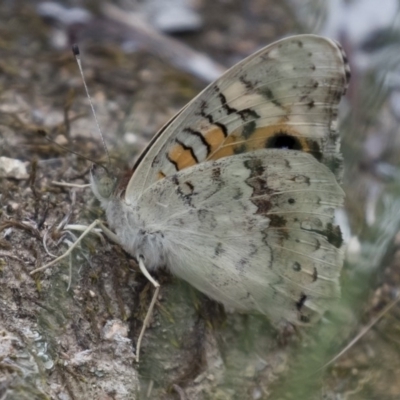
108 198 167 270
91 164 167 270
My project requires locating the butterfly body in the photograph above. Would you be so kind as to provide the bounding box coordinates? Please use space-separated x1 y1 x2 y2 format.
91 34 350 328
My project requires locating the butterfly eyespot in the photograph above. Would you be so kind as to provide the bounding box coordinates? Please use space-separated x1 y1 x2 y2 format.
265 133 302 150
292 262 301 272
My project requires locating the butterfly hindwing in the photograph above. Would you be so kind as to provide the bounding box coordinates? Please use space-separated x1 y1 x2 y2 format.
126 34 350 199
133 149 344 325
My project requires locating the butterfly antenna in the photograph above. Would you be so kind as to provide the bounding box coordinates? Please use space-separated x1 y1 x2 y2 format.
72 44 111 165
37 129 100 165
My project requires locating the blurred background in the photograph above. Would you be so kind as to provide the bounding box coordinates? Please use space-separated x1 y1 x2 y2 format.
1 0 400 399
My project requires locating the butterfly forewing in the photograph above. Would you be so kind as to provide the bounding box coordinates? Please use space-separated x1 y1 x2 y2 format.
126 34 350 199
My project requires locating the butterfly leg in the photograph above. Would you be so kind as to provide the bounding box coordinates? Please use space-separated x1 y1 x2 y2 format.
135 256 160 363
32 218 159 361
99 224 161 362
89 224 160 362
30 219 110 275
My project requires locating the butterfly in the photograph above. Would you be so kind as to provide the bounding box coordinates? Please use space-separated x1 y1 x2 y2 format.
37 34 350 361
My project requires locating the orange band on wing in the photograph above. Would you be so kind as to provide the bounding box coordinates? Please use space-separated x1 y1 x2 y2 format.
159 122 318 180
204 126 227 151
208 123 313 161
167 125 233 171
208 136 240 160
167 142 198 171
241 124 310 152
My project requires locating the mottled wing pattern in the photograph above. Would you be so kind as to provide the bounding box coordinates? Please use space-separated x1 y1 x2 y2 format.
134 150 344 325
126 34 350 199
